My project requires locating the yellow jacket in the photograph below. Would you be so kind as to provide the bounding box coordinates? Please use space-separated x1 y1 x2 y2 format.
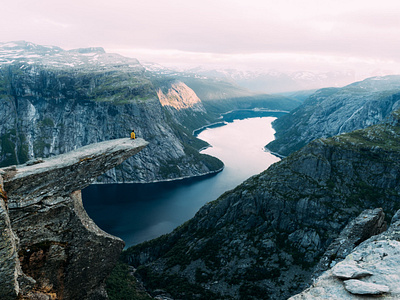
131 131 136 139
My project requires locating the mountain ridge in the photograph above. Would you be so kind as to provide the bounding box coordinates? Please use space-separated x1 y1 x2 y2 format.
267 75 400 156
0 41 298 183
125 109 400 299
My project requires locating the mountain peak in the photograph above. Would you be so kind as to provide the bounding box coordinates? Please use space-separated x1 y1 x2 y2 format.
68 47 106 54
0 41 141 71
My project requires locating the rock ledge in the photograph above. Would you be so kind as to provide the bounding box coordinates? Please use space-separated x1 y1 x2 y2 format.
0 138 148 299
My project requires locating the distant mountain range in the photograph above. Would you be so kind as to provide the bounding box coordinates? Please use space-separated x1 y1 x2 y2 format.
143 62 357 94
2 41 400 300
0 41 299 183
267 75 400 156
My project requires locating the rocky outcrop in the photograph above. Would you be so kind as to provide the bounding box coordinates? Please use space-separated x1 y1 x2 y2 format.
126 111 400 299
312 208 387 279
290 210 400 299
0 138 147 299
0 173 19 300
267 75 400 156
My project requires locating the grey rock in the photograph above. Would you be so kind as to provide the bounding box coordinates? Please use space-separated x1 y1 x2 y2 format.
0 138 147 299
0 197 20 300
391 209 400 225
344 279 390 295
290 238 400 299
313 208 386 278
332 265 373 279
3 138 148 208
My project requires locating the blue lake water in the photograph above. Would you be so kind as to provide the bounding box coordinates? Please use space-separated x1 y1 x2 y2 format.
82 116 281 247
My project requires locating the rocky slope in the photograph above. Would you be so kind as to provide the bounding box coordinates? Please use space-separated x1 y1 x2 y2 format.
0 41 299 183
291 209 400 299
0 41 226 183
125 110 400 299
267 75 400 156
0 138 147 300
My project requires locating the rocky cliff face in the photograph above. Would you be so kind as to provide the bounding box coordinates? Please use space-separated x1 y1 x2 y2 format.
0 41 300 183
0 41 225 183
291 209 400 299
0 138 147 300
125 111 400 299
267 75 400 156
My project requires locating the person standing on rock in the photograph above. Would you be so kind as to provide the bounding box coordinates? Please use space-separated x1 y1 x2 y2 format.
130 130 136 139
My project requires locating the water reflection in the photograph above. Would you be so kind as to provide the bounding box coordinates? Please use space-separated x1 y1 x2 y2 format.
82 117 280 247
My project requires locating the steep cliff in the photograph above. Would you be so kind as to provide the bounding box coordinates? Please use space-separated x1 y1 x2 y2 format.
0 41 300 183
267 75 400 156
0 138 147 300
0 41 224 183
125 111 400 299
291 209 400 299
177 76 301 117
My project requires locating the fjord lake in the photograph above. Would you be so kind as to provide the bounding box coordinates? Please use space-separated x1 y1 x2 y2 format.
83 115 281 247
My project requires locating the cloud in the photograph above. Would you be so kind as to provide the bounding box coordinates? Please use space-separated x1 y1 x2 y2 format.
1 0 400 74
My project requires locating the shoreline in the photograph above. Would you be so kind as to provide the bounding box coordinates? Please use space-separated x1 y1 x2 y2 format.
93 109 288 186
264 147 286 159
193 108 288 136
93 165 225 185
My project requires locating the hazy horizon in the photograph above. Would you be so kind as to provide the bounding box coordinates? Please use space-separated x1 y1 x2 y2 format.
2 0 400 79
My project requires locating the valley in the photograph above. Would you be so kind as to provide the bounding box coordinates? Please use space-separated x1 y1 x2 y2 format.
0 41 400 300
83 116 280 246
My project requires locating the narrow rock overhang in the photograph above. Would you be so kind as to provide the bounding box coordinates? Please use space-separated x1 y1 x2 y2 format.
1 138 148 209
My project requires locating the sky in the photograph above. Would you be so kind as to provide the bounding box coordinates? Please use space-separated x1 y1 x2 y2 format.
2 0 400 77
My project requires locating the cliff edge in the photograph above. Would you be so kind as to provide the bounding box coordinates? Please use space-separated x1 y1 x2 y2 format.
0 138 148 300
290 210 400 299
125 111 400 299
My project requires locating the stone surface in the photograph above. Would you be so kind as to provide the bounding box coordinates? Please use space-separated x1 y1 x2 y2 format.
0 176 20 300
0 138 147 299
290 234 400 299
343 279 390 295
332 265 373 279
313 208 386 278
3 138 148 208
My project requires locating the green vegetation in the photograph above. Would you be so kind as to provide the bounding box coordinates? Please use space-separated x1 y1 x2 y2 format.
136 266 225 300
239 283 271 300
38 118 55 127
338 125 400 152
106 262 153 300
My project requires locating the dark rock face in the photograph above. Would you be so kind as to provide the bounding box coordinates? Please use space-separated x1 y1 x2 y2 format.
0 138 147 299
267 75 400 156
0 173 20 300
0 42 224 183
312 208 387 279
126 112 400 299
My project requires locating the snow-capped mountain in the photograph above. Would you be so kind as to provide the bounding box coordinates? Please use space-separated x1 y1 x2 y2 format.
0 41 142 71
182 66 356 93
142 62 356 94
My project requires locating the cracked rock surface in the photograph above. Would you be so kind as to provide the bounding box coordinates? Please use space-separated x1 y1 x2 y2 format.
0 138 147 299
